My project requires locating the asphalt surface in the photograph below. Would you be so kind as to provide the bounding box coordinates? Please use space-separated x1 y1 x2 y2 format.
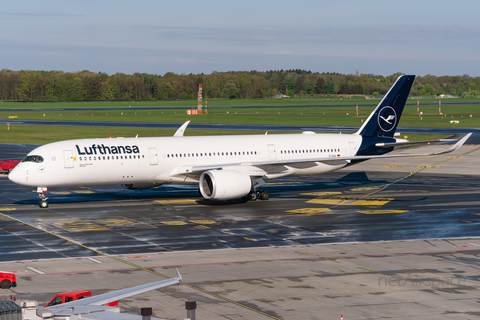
1 143 480 319
1 143 479 262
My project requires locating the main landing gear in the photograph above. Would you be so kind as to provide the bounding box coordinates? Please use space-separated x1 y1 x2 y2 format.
243 178 270 201
35 187 48 208
243 189 270 201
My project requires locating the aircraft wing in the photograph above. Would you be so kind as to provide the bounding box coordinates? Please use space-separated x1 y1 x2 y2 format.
174 133 471 174
47 269 182 309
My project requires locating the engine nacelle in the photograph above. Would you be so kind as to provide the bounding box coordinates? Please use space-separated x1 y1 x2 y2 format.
121 183 160 190
199 170 251 200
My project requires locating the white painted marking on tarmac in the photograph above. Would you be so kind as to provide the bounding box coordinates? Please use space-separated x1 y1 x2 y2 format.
86 257 102 264
26 267 45 274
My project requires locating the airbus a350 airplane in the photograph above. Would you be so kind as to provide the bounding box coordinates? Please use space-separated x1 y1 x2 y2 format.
8 75 471 208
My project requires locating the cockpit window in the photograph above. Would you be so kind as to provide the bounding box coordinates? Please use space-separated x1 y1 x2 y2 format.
22 155 44 163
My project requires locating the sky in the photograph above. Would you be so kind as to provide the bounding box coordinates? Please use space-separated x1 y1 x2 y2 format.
1 0 480 76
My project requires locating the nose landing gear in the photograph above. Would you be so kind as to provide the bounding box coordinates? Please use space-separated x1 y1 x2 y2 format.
34 187 49 208
39 196 48 208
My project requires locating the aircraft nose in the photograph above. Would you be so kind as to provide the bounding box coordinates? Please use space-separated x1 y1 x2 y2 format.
8 166 24 185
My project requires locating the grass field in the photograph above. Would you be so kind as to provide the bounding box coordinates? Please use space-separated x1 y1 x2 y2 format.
1 103 479 127
0 125 449 145
1 98 477 144
1 125 292 144
2 97 480 109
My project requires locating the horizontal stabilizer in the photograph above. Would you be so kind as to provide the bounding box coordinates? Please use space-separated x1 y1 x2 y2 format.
375 138 457 148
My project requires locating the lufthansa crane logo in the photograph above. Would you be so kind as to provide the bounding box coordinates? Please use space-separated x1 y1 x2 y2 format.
377 106 397 132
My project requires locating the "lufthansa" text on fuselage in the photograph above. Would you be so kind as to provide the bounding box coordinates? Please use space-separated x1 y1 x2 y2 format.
76 144 140 155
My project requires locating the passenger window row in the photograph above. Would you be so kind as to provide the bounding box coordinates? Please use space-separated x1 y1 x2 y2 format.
79 155 145 161
280 148 340 154
167 151 258 158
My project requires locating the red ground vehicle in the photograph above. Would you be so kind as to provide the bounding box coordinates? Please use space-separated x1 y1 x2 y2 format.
0 272 17 289
1 160 20 174
46 290 118 307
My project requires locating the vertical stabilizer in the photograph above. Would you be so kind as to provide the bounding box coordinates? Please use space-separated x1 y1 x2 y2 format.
356 75 415 138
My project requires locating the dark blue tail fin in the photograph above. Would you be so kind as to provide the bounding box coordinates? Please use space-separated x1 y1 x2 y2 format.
356 75 415 138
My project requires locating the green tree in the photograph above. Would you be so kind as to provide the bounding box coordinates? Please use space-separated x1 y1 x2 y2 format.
257 77 267 97
101 77 119 100
303 78 316 94
20 71 40 100
296 75 305 93
222 81 238 99
337 82 349 94
284 73 297 93
237 73 250 98
82 76 101 100
314 78 325 94
352 83 365 94
269 73 279 88
324 79 335 94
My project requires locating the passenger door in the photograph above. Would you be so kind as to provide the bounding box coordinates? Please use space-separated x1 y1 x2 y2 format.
267 144 276 160
148 147 158 165
63 150 74 168
349 142 357 156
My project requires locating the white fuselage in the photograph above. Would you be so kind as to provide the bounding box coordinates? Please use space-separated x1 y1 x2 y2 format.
9 132 363 189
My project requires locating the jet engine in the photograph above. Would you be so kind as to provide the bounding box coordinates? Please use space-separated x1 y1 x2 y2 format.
121 183 160 190
199 170 251 200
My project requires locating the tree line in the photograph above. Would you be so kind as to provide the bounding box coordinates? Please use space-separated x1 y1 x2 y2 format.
0 68 479 102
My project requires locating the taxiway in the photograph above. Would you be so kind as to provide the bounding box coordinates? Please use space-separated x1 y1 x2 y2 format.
0 143 479 319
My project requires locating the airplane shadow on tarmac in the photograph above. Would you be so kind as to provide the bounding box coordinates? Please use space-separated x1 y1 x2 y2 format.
12 171 394 206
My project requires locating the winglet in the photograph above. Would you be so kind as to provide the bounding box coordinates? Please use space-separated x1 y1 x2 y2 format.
431 133 472 155
175 268 182 282
174 121 191 137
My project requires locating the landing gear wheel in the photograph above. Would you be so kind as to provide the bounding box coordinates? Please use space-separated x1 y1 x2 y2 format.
39 200 48 208
260 190 270 200
249 192 257 201
0 279 11 289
